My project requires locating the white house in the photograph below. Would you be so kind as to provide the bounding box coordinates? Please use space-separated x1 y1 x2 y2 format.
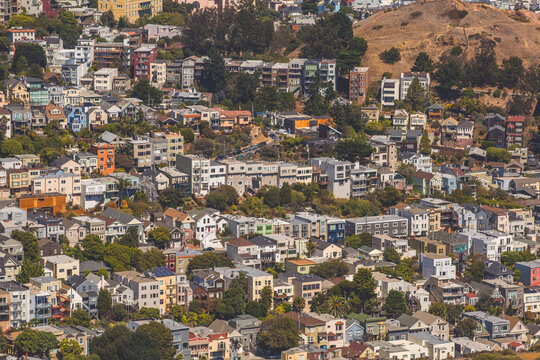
419 253 456 280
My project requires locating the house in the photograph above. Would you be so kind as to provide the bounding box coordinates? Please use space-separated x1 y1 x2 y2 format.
500 314 527 342
486 125 506 147
456 120 474 148
408 332 454 360
226 238 261 269
412 170 441 196
440 117 459 146
187 209 220 249
506 115 525 147
348 313 387 340
392 109 409 130
284 259 317 274
314 241 342 259
409 112 426 130
113 270 160 310
463 311 510 339
427 103 443 120
40 255 79 280
484 261 513 282
419 253 456 280
413 311 449 341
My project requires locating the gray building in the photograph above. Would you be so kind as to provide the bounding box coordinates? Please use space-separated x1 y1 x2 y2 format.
345 215 408 238
462 311 510 339
128 318 190 360
229 314 261 352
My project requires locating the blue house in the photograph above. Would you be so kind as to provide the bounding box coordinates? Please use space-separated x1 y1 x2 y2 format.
463 203 490 231
326 218 346 244
345 321 364 343
441 173 457 194
65 106 88 132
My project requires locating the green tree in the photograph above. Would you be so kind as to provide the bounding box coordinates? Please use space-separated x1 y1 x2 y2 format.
111 303 129 321
16 260 44 283
257 315 300 356
118 227 140 248
301 0 318 14
436 58 464 92
379 47 401 64
429 302 446 319
187 252 234 273
12 43 47 68
158 187 188 209
68 309 91 327
464 39 498 87
15 329 59 358
420 131 431 155
136 321 176 360
260 286 273 310
310 259 349 279
205 185 239 211
13 56 28 75
335 135 374 162
97 288 112 318
375 187 404 207
352 268 376 312
216 273 248 320
27 63 43 79
245 300 268 318
486 147 511 163
325 295 349 318
130 79 163 106
262 186 281 208
404 77 428 112
203 48 228 93
12 230 39 262
383 290 407 319
58 338 84 359
90 324 160 360
383 248 401 264
148 226 171 249
454 318 477 339
306 241 317 257
280 182 292 205
134 307 160 319
412 52 434 72
499 56 525 89
345 233 372 248
293 297 306 313
0 138 23 157
82 234 105 261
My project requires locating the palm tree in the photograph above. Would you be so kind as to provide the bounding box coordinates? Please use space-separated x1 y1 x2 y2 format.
116 177 132 201
306 241 316 257
325 295 349 318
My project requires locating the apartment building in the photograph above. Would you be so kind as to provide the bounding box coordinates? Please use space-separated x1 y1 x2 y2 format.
370 136 398 169
226 238 261 269
113 271 160 310
381 78 400 106
311 157 351 199
419 253 456 280
0 281 29 328
89 143 115 175
93 68 118 92
349 67 369 104
40 255 79 281
400 72 430 100
98 0 162 22
215 267 273 303
131 139 152 170
150 60 167 86
346 215 408 237
134 44 157 82
176 154 210 197
164 133 184 166
31 173 82 206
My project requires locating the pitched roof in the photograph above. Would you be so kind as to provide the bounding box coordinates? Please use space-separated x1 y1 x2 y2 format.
413 170 434 180
412 310 446 326
227 238 255 247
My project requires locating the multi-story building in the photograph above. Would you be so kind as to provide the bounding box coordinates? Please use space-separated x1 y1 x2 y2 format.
506 115 525 147
94 41 131 69
74 152 98 175
346 215 408 238
176 154 210 197
41 255 79 281
370 136 398 169
113 271 160 310
98 0 162 22
134 44 157 82
349 67 369 104
0 0 18 24
0 281 29 328
89 143 115 175
144 267 177 315
150 60 167 86
93 68 118 92
130 139 152 170
311 157 351 199
381 78 400 106
7 28 35 43
31 173 82 206
419 253 456 280
515 259 540 287
400 72 430 100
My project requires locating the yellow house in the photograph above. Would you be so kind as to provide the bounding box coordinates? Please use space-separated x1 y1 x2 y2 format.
429 211 441 232
149 266 177 315
282 347 308 360
5 80 29 106
98 0 162 23
409 237 446 255
285 259 317 274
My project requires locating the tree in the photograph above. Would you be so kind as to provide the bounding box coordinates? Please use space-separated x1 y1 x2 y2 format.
436 58 464 92
486 147 511 163
187 252 234 273
306 241 317 257
325 295 349 318
464 39 498 87
379 47 401 64
118 227 140 248
412 52 434 73
12 230 39 262
216 273 247 320
13 56 28 75
454 317 477 339
82 234 105 261
310 259 349 279
148 226 171 249
429 302 446 319
258 315 300 355
420 131 431 155
12 43 47 69
499 56 525 89
68 309 91 327
205 185 239 211
301 0 318 14
111 303 129 321
130 79 163 106
203 48 228 94
15 329 59 358
404 77 428 112
158 187 188 209
0 138 23 157
134 307 160 319
383 290 407 319
280 182 292 205
17 260 44 283
260 286 273 310
261 186 280 208
383 248 401 264
132 248 166 272
335 135 374 162
90 325 160 360
375 187 404 207
293 297 306 313
353 268 376 312
136 321 176 360
345 233 372 248
245 300 267 318
58 338 84 359
27 63 43 79
97 289 112 318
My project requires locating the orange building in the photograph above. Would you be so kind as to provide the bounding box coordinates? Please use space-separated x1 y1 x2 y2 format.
283 116 334 134
90 143 115 175
0 290 9 332
18 193 66 215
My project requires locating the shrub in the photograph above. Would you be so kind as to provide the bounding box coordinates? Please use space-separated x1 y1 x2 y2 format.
401 21 409 26
379 47 401 64
410 11 422 18
372 25 383 30
493 89 501 98
450 45 463 56
457 10 468 18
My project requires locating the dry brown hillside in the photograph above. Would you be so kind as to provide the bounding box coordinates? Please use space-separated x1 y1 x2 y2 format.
354 0 540 80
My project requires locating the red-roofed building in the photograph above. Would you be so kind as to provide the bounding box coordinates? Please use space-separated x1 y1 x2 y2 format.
189 330 230 360
412 170 441 196
226 238 261 268
506 115 525 147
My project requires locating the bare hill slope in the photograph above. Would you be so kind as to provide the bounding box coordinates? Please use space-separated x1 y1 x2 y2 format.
354 0 540 80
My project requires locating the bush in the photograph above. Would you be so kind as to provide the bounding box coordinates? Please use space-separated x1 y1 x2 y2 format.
379 47 401 64
401 21 409 26
450 45 463 56
493 89 501 98
372 25 383 30
410 11 423 18
457 10 468 18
